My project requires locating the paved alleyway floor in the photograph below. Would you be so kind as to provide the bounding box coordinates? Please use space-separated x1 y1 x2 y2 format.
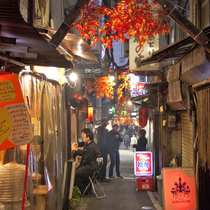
74 148 159 210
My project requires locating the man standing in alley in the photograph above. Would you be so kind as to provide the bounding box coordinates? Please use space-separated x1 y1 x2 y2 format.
108 124 123 178
96 119 109 182
134 129 148 151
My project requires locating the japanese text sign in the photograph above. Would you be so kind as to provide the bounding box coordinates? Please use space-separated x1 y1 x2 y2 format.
0 73 32 150
162 168 197 210
134 151 153 176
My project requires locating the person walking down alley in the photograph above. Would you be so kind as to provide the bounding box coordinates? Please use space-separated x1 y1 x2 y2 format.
108 124 123 178
96 120 110 182
133 129 148 151
72 128 101 194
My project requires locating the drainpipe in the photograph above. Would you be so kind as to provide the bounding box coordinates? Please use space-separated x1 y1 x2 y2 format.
156 0 210 52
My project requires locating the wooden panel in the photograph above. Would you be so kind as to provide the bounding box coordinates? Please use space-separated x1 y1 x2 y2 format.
181 47 210 85
167 81 186 110
182 47 206 74
167 63 180 82
196 87 210 168
181 112 194 167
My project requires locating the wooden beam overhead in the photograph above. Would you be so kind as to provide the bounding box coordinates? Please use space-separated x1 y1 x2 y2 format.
0 53 25 67
156 0 210 52
50 0 91 47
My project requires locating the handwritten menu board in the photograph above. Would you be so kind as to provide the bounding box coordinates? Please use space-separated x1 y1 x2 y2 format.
0 74 32 150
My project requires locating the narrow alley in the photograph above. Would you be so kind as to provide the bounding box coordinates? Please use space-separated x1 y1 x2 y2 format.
0 0 210 210
75 148 157 210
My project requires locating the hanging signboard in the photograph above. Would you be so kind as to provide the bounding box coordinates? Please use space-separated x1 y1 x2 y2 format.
129 74 148 97
134 151 153 177
162 168 197 210
0 74 32 150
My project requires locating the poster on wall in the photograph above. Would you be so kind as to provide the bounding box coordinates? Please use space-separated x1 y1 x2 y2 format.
0 74 32 150
162 168 197 210
134 151 153 177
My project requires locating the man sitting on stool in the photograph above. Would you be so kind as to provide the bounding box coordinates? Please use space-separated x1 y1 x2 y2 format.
72 128 101 194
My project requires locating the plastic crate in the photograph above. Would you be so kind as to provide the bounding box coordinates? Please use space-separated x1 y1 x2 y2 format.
136 176 154 191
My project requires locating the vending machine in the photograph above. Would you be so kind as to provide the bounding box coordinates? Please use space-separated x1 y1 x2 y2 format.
134 151 154 191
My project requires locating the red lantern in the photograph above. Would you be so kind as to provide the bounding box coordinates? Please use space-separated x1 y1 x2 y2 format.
139 107 148 128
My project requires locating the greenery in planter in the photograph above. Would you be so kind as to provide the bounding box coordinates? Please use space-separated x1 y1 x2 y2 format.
69 186 81 209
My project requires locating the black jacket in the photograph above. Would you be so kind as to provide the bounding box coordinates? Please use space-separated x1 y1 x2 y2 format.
96 126 109 150
107 130 123 152
134 137 147 151
74 141 101 170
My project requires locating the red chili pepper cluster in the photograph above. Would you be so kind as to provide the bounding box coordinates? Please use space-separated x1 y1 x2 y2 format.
95 76 114 99
74 0 170 48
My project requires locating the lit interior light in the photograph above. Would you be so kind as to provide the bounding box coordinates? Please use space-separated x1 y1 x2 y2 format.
67 72 78 82
127 100 133 106
108 75 115 82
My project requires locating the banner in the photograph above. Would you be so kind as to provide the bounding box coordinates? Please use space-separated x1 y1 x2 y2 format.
162 168 197 210
0 74 32 150
134 151 153 176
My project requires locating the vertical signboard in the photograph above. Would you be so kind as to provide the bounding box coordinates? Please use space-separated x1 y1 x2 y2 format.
162 168 197 210
0 74 32 150
134 151 153 176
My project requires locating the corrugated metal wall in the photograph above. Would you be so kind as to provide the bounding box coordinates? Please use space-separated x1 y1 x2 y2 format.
181 112 194 167
169 126 182 161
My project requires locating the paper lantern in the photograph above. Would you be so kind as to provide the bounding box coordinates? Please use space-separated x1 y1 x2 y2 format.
139 107 148 128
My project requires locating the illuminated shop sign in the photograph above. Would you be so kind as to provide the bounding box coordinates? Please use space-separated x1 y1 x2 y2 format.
129 74 148 97
134 151 153 176
162 168 197 210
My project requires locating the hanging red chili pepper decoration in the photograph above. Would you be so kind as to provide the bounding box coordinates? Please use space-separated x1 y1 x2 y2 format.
73 0 170 49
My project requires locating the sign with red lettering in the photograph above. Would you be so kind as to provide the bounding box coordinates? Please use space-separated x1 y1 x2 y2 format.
162 168 197 210
134 151 153 176
0 74 32 150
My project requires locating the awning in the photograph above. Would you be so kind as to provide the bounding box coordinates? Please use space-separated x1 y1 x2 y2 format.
136 37 196 69
41 29 101 70
136 26 210 70
0 0 73 69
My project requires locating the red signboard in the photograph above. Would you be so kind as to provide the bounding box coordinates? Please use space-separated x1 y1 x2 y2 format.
162 168 197 210
134 151 153 176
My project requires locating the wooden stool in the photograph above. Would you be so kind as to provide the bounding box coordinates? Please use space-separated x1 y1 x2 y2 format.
33 185 48 210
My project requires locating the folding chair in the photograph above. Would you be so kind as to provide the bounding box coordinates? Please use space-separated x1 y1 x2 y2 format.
82 157 106 199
